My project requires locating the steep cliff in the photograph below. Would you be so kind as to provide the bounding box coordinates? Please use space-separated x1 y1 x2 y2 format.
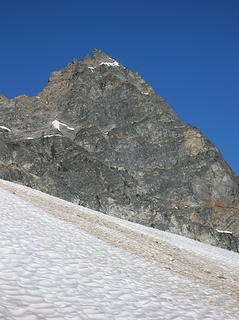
0 49 239 251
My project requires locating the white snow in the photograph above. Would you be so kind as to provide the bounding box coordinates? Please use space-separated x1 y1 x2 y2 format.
88 66 95 72
52 120 74 132
44 134 62 138
0 180 239 319
100 60 120 67
52 119 61 130
0 125 11 132
216 229 233 234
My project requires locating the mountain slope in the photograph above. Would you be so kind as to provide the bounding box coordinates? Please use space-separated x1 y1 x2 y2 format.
0 179 239 319
0 49 239 251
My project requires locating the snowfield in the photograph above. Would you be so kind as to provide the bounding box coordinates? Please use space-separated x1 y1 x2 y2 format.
0 179 239 320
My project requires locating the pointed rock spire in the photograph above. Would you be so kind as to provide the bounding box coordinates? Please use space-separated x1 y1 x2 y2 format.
82 53 92 65
92 49 113 63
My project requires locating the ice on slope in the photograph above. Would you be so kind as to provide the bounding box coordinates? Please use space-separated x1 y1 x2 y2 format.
0 185 239 320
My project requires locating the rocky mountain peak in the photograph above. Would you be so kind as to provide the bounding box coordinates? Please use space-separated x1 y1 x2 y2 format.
40 49 155 105
82 53 92 65
0 50 239 251
92 48 114 63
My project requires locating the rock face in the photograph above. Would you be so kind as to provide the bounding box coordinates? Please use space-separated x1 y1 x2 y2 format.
0 49 239 251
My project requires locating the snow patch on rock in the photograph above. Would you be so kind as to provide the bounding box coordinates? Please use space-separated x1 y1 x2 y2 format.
0 125 11 132
216 229 233 234
88 66 95 72
44 134 62 138
100 61 120 67
52 120 74 132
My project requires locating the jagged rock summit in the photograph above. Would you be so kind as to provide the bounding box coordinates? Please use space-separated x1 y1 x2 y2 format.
0 49 239 251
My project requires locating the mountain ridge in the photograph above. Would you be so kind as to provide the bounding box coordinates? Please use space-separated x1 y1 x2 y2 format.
0 49 239 251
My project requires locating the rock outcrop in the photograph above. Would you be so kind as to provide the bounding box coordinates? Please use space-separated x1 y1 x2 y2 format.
0 49 239 251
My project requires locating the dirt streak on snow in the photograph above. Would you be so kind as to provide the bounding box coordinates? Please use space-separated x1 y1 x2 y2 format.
0 179 239 302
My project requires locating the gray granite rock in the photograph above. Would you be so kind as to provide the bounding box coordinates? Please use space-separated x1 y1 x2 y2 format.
0 49 239 251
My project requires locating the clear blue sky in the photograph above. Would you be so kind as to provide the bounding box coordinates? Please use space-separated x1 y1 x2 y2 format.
1 0 238 175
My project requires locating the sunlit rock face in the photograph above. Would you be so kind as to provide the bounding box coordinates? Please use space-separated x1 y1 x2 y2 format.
0 49 238 251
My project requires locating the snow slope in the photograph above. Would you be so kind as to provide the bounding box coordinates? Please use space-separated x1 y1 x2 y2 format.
0 180 239 320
